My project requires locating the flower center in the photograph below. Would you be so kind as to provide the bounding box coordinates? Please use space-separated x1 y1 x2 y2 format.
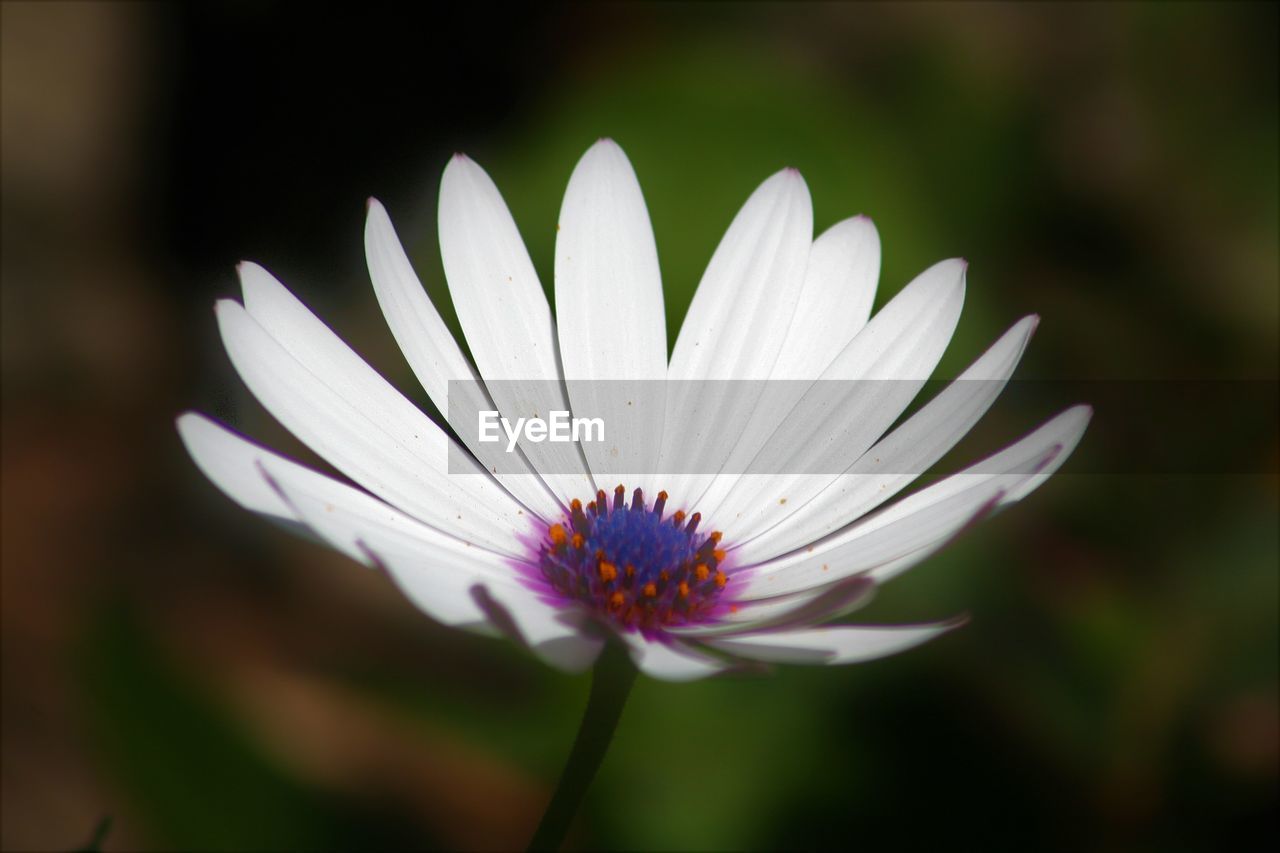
538 486 731 635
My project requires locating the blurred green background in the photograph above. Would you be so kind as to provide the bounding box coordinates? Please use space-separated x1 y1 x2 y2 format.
2 2 1276 850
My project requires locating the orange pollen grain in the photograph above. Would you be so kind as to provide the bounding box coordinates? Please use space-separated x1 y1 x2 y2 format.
625 564 635 579
549 524 567 545
659 570 670 582
642 582 657 597
571 533 584 549
673 510 686 523
713 571 727 589
598 561 618 583
609 591 625 609
709 531 723 543
694 564 710 582
713 549 726 563
678 581 690 598
657 490 668 500
570 499 582 512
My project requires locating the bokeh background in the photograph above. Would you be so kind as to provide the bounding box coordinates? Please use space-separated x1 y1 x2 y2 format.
2 2 1276 850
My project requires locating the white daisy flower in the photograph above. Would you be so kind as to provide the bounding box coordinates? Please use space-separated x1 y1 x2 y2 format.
177 139 1090 683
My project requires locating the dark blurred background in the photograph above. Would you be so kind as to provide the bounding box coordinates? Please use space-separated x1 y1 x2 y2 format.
2 2 1276 850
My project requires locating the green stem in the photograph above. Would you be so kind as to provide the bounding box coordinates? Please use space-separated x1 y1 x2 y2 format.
528 640 637 851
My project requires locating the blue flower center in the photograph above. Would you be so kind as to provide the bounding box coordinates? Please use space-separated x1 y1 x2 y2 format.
538 486 731 635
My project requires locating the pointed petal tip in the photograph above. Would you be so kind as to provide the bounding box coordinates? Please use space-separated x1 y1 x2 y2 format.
818 214 880 249
441 151 492 191
441 152 476 182
365 197 390 228
235 260 272 285
779 166 809 188
755 165 811 206
849 214 880 238
917 257 969 292
577 136 631 169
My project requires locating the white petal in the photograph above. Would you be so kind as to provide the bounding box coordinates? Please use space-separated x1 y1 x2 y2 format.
177 411 296 520
555 140 667 492
624 635 729 682
734 313 1037 563
667 168 813 381
470 584 603 672
739 405 1091 598
178 411 534 635
770 216 881 380
364 199 563 521
267 460 599 672
363 200 479 416
555 139 666 381
997 405 1092 503
737 468 1017 599
255 453 527 580
668 577 875 638
707 619 962 665
253 453 570 650
658 169 812 505
214 293 526 555
704 258 967 532
862 405 1092 585
179 413 529 576
437 154 592 501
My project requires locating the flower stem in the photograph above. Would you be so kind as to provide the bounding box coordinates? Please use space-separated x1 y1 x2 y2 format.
528 640 637 851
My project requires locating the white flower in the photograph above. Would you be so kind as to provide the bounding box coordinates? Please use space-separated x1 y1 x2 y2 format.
177 139 1090 682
